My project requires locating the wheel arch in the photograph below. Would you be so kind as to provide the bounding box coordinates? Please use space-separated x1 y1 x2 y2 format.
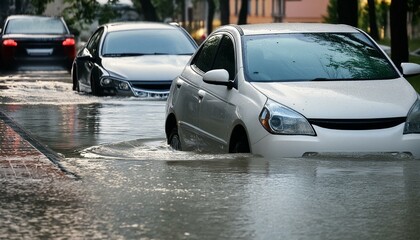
165 113 177 144
71 63 78 90
229 123 251 153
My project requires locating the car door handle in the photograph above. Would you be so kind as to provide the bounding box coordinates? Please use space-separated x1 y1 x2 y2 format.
198 90 206 100
176 79 183 88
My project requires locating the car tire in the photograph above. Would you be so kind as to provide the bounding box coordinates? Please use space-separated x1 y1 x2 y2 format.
72 66 79 92
230 138 250 153
168 127 181 151
91 77 102 96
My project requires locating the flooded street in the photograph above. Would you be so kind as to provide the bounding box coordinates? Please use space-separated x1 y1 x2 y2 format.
1 71 420 239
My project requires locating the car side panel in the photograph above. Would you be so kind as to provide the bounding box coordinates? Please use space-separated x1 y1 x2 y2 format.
198 83 238 152
171 67 202 151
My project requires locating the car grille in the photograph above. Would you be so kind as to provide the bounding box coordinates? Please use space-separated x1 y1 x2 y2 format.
130 81 172 91
308 117 406 130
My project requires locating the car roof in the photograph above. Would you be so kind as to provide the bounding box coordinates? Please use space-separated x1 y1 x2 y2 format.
6 15 63 20
103 22 181 32
227 23 360 35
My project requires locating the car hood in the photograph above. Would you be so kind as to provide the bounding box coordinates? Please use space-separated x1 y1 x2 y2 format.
102 55 191 81
251 79 417 119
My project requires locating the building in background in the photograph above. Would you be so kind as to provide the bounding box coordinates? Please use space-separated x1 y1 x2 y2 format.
228 0 329 24
187 0 329 41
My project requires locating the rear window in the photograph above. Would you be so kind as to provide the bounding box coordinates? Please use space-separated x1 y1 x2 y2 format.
243 32 399 82
5 17 68 34
101 29 196 56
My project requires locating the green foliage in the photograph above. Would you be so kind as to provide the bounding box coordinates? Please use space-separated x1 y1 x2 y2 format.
30 0 54 14
132 0 184 22
409 0 420 29
62 0 120 36
152 0 174 21
323 0 338 23
359 0 389 40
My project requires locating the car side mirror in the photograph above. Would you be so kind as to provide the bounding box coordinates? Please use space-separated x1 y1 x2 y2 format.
77 48 94 61
203 69 233 88
401 63 420 77
77 55 94 61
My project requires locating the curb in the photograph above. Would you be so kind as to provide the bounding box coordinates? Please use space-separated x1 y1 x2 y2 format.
0 110 78 179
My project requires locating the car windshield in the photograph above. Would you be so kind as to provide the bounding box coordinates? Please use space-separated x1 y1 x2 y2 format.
102 29 196 56
5 17 67 34
243 32 399 82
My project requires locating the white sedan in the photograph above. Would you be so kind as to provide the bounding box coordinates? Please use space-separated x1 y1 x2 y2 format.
165 23 420 159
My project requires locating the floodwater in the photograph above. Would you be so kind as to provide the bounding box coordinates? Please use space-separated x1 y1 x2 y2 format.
1 72 420 239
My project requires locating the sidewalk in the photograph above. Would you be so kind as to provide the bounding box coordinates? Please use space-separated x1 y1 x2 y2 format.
0 110 71 180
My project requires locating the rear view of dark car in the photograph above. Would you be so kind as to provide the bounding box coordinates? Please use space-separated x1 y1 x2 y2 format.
0 15 76 71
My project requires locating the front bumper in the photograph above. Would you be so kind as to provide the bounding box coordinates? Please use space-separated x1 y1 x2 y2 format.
251 124 420 159
100 78 169 99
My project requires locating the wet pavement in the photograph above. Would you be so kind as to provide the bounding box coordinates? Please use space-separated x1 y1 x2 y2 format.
0 110 70 180
2 71 420 239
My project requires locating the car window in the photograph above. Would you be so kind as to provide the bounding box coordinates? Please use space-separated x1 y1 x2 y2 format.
5 17 67 34
213 35 235 80
86 28 104 57
192 35 222 73
101 29 196 56
243 32 399 82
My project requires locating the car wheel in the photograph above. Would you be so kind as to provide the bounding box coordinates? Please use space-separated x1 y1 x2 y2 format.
229 130 250 153
231 140 250 153
91 77 102 96
168 127 181 150
72 66 79 92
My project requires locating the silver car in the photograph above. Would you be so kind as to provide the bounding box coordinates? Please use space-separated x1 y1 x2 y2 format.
72 22 197 97
165 23 420 158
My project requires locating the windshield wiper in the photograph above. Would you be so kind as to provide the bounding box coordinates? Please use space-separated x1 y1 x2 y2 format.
311 78 330 81
103 53 146 57
103 52 191 57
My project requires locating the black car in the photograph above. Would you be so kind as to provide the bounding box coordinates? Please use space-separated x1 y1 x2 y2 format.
71 22 198 97
0 15 76 71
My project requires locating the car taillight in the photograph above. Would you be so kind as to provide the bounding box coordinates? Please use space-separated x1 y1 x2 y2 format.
62 38 75 46
3 39 17 46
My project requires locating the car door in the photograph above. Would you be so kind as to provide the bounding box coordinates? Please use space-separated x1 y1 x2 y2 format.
175 35 222 150
198 34 238 151
76 27 103 90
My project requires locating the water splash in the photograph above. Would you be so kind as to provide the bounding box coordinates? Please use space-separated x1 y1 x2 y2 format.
80 138 249 161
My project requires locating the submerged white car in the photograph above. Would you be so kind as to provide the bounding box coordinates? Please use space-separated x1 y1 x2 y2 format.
165 23 420 158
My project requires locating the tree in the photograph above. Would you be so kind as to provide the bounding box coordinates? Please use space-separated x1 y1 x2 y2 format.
31 0 54 14
408 0 420 36
237 0 248 24
390 0 409 69
323 0 338 23
62 0 121 36
337 0 358 27
137 0 159 21
207 0 215 34
219 0 229 25
379 1 389 38
367 0 379 40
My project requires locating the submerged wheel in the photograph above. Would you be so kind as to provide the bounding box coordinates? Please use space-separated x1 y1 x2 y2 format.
91 77 102 96
231 139 250 153
229 128 250 153
168 127 181 150
72 66 78 91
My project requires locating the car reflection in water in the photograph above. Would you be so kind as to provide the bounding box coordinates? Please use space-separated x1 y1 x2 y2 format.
71 22 198 98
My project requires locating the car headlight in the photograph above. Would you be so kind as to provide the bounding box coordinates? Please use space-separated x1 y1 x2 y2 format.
100 77 131 91
404 97 420 134
259 99 316 136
